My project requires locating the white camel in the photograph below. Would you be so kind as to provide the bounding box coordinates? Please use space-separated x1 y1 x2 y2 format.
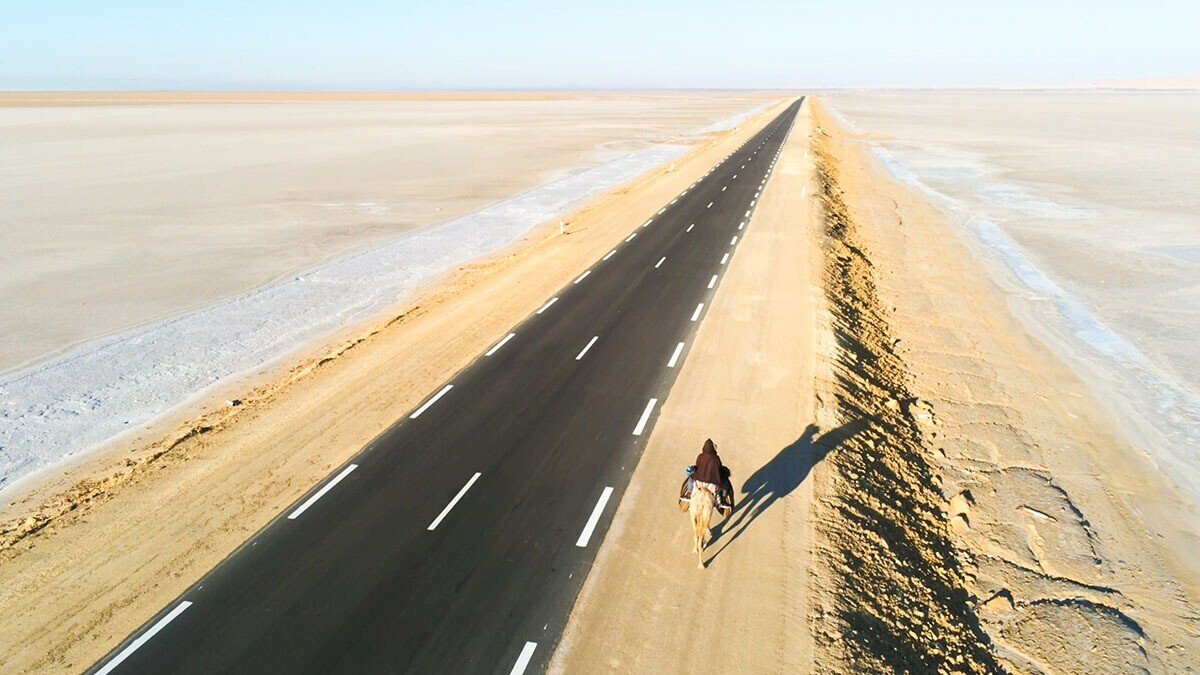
689 483 717 569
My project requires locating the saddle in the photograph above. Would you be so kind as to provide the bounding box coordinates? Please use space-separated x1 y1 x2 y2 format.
678 466 734 514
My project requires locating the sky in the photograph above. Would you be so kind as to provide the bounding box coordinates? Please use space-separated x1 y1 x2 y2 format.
3 0 1198 90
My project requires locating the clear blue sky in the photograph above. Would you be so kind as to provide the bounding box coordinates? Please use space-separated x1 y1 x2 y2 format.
3 0 1198 90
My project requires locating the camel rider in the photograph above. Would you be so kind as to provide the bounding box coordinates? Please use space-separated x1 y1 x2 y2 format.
693 438 722 489
692 439 734 514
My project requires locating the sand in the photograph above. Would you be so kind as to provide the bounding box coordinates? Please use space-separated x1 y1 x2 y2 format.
825 92 1200 504
552 99 820 672
0 92 777 376
807 99 1198 672
0 99 790 674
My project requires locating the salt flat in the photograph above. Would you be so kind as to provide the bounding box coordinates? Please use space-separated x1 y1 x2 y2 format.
0 93 776 493
828 91 1200 503
0 93 774 375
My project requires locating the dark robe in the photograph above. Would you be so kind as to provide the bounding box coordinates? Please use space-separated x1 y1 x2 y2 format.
694 438 724 485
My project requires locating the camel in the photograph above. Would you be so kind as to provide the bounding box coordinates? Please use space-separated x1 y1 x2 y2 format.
689 483 717 568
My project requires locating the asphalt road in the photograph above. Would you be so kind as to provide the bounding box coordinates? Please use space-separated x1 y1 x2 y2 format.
90 97 803 675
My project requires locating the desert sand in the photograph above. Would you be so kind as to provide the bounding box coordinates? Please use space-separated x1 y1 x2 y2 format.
0 99 789 674
806 100 1198 672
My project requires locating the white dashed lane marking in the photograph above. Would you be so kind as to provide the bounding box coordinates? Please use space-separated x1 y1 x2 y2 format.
485 333 516 357
288 464 359 520
576 336 599 361
536 297 558 314
576 486 614 546
573 270 591 284
95 602 194 675
411 385 453 419
427 472 482 531
509 642 538 675
668 342 685 368
632 398 658 436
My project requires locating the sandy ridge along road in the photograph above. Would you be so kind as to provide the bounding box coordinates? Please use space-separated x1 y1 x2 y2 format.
805 100 1199 672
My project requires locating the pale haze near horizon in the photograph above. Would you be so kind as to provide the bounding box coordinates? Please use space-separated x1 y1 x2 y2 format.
3 0 1199 90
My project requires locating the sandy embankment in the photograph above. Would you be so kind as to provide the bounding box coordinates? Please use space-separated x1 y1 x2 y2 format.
551 98 820 671
807 100 1199 672
0 101 788 673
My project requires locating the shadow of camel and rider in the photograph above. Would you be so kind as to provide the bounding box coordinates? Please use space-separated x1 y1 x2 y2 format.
704 419 864 565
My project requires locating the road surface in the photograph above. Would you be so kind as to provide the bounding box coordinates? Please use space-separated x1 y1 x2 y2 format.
90 98 803 675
